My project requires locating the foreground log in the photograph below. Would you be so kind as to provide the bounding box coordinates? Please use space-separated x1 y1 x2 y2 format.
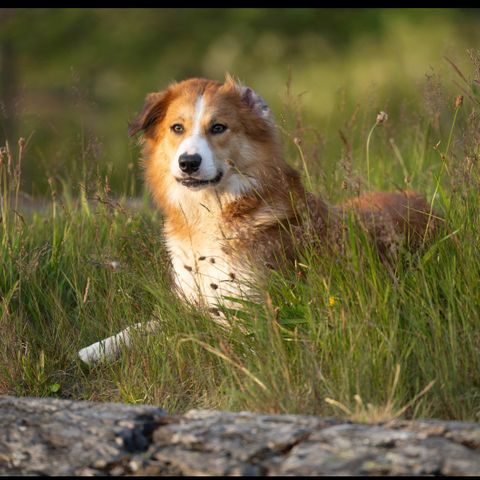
1 396 480 475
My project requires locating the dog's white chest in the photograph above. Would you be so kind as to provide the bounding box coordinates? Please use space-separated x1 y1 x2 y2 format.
166 234 251 310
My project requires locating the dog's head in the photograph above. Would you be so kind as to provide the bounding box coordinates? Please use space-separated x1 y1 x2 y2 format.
129 75 283 208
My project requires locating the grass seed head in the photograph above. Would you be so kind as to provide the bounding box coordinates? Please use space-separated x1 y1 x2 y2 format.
455 95 464 108
376 111 388 125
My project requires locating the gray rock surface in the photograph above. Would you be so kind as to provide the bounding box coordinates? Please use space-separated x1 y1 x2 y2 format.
1 395 480 475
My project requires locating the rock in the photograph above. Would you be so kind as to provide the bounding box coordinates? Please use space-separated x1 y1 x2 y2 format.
0 396 166 475
1 396 480 475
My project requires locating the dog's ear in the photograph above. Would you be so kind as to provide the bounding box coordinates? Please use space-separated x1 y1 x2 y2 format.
239 86 271 120
128 90 171 137
224 73 272 121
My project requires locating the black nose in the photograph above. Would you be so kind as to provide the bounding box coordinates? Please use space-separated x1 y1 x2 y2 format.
179 153 202 174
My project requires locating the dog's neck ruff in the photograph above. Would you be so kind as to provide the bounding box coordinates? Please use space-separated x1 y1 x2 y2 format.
164 188 262 312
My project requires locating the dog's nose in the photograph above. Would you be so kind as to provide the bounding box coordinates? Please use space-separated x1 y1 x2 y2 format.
179 153 202 174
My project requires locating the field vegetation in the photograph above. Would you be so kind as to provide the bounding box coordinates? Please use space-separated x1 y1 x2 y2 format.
1 8 479 421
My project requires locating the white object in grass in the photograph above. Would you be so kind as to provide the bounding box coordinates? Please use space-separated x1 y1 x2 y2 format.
78 320 159 366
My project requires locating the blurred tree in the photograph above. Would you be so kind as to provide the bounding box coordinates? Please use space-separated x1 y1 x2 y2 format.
0 9 18 143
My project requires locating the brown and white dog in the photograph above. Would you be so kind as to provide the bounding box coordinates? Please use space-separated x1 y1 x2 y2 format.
78 75 437 365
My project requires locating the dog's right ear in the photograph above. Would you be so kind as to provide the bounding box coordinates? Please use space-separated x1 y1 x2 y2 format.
128 90 171 137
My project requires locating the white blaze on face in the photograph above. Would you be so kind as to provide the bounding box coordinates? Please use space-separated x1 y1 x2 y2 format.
171 95 217 179
191 95 205 136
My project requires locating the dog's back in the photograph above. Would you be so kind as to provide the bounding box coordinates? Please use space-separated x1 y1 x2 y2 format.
339 190 437 257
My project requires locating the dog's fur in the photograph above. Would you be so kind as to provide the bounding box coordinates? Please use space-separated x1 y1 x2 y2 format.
78 75 437 364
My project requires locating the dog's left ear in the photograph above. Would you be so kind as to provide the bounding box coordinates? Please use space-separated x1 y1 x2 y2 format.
128 90 171 137
240 86 271 120
224 73 272 121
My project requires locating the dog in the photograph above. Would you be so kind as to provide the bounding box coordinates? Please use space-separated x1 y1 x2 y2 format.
78 75 437 365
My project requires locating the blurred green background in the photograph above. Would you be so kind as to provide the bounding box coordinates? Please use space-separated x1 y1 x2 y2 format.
1 8 479 197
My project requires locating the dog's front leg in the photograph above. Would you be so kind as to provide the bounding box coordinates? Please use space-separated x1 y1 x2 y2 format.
78 320 159 366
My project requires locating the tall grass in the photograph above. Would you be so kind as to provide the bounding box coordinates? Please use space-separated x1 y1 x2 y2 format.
1 56 480 421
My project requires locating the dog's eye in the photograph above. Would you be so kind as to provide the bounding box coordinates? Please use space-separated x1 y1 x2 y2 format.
210 123 228 135
171 124 184 134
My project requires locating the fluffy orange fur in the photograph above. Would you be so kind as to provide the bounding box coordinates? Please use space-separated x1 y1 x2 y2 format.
129 76 437 309
77 77 439 365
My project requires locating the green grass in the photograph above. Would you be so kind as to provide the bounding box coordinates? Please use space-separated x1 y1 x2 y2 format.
1 66 480 422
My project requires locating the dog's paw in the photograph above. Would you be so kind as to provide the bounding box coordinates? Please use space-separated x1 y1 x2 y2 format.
78 337 121 366
78 320 160 366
